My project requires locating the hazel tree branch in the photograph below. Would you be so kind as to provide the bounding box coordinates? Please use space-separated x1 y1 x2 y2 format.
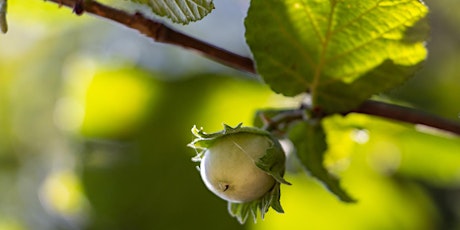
349 100 460 136
263 102 460 136
46 0 460 136
48 0 255 73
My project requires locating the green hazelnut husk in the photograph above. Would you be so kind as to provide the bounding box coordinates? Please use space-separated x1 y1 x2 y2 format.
188 123 290 223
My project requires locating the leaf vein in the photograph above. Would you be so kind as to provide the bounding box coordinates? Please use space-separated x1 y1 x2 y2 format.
325 12 421 64
301 1 325 44
329 1 381 37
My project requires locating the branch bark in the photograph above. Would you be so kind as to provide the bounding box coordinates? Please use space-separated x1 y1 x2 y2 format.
349 101 460 136
46 0 460 136
48 0 255 73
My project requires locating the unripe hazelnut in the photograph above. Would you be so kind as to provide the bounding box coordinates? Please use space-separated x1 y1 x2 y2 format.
200 133 276 202
189 124 289 223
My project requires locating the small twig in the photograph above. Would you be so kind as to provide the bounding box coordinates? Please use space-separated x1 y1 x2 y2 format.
45 0 460 136
46 0 255 73
263 109 305 132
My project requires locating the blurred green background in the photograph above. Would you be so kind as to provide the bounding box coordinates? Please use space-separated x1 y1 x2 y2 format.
0 0 459 229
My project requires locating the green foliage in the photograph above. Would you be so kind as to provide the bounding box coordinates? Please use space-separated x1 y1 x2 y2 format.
289 120 355 202
315 61 422 112
131 0 214 24
2 0 460 229
245 0 428 112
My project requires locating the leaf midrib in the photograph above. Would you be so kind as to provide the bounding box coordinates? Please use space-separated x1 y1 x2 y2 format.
311 0 338 97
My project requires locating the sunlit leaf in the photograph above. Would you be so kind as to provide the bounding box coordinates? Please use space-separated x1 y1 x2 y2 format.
245 0 428 113
132 0 214 24
289 121 355 202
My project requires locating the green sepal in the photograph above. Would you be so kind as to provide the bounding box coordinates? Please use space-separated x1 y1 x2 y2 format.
228 182 283 224
256 137 291 185
189 123 273 157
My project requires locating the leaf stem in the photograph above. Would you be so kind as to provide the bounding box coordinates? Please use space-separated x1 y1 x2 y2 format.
45 0 460 136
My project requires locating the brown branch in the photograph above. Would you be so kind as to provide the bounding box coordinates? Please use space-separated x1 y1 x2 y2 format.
349 100 460 136
45 0 460 136
47 0 255 73
263 102 460 136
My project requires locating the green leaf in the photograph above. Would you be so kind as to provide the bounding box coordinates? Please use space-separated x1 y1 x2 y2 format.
315 60 422 113
245 0 428 112
132 0 214 24
289 121 355 202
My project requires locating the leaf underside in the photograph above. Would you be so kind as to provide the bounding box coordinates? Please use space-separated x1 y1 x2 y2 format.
289 121 356 202
132 0 214 24
245 0 429 113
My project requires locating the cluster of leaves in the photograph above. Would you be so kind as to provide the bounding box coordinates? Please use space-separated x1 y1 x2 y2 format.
245 0 429 205
128 0 429 223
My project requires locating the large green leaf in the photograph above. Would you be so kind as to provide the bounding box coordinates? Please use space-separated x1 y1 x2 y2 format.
289 121 355 202
132 0 214 24
245 0 428 112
